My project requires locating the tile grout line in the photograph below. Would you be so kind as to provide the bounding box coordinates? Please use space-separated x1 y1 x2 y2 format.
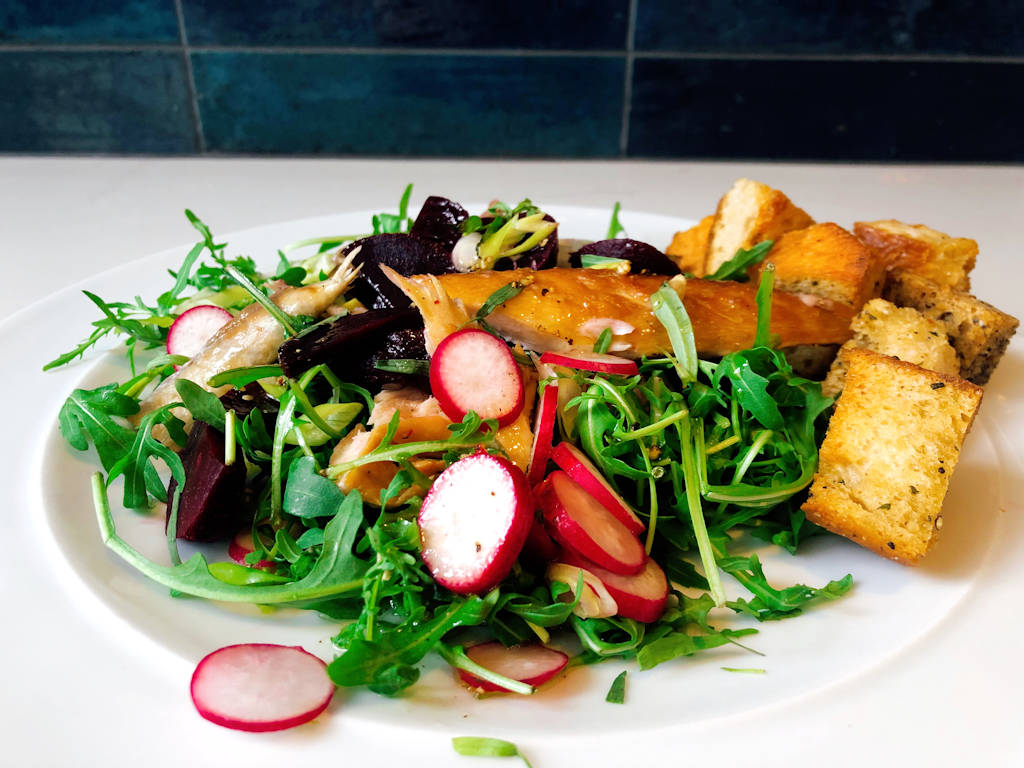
0 42 1019 64
618 0 638 156
174 0 205 153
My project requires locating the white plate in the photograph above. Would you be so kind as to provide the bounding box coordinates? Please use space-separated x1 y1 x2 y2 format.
11 206 1024 766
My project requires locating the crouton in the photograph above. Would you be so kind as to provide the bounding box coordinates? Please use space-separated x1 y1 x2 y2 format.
854 220 976 291
666 215 713 276
822 298 959 396
706 179 814 275
803 348 983 564
756 223 885 311
884 271 1018 385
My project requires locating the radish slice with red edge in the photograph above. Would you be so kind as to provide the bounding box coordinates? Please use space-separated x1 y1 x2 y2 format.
456 642 569 693
535 471 645 575
418 450 534 594
430 328 525 427
561 550 669 623
551 442 644 534
520 516 560 565
167 305 233 359
190 644 334 732
527 381 559 485
227 530 275 570
537 350 638 376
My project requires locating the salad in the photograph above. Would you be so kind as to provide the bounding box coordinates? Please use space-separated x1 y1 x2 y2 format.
47 186 856 733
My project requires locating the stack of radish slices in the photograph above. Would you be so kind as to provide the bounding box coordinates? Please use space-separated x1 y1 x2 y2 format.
416 349 668 696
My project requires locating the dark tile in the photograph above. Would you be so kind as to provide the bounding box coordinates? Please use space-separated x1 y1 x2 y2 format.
182 0 628 49
0 0 179 44
0 51 195 152
193 52 624 156
635 0 1024 56
627 58 1023 162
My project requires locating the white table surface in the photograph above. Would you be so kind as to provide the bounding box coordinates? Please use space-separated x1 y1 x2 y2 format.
4 158 1023 767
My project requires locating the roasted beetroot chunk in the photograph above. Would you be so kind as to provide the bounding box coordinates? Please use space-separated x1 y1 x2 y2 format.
344 234 454 309
219 383 279 421
166 421 248 542
278 307 422 379
570 238 679 275
409 196 469 253
360 327 429 390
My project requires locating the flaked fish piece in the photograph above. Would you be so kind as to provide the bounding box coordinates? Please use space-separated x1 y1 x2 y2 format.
137 252 361 438
395 267 853 359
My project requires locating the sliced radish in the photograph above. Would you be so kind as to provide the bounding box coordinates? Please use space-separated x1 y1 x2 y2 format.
167 305 233 359
535 471 645 575
551 443 644 535
418 450 534 594
430 328 525 427
527 382 560 485
456 642 569 693
538 350 638 376
547 562 618 619
190 644 334 732
561 550 668 623
227 529 275 570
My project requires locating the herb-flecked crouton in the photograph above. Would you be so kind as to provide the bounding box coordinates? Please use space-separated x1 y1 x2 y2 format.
666 215 713 276
706 179 814 276
756 222 885 311
822 298 959 396
803 348 983 565
854 219 976 291
883 271 1018 385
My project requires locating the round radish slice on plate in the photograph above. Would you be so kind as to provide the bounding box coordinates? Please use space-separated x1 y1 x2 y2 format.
418 450 534 594
536 471 645 575
537 350 638 376
551 442 644 534
430 328 525 427
190 644 334 732
227 529 275 570
167 305 233 359
561 550 668 623
457 641 569 693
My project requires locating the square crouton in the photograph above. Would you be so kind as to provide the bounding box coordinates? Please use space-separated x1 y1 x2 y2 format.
666 215 713 276
803 348 983 565
706 178 814 276
756 222 885 311
854 220 976 291
822 298 959 396
884 271 1018 385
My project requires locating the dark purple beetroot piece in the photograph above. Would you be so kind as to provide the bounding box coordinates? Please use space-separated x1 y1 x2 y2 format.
361 327 430 390
344 234 454 309
409 196 469 253
166 421 248 542
570 238 679 275
278 307 422 379
219 383 279 421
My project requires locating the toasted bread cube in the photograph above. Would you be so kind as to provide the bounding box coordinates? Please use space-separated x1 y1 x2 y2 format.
706 179 814 275
666 215 713 276
803 348 983 564
822 298 959 396
854 220 976 291
884 271 1018 384
756 223 885 310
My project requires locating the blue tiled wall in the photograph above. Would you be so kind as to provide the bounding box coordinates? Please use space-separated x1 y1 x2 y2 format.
1 1 1021 160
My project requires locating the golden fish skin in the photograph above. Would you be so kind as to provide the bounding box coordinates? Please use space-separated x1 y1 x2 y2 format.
404 268 853 358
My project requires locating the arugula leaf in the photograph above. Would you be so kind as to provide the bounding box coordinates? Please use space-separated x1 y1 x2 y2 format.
713 353 784 430
650 283 697 384
58 385 140 472
706 241 774 281
720 553 853 620
283 456 347 518
94 475 368 603
606 201 626 239
175 378 226 432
